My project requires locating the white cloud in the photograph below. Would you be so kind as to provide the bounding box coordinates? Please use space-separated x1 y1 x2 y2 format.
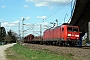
2 5 5 8
1 20 20 27
25 0 71 7
24 5 29 8
25 0 31 2
2 22 15 27
36 16 47 20
35 2 48 7
13 20 20 23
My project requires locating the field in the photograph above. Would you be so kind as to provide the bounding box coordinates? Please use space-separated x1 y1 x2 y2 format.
5 44 71 60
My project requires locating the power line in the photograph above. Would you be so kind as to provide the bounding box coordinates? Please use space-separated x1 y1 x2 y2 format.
45 1 71 20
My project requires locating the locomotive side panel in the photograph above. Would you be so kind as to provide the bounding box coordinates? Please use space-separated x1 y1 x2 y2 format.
44 29 51 41
53 26 61 41
57 27 61 40
49 29 54 40
43 30 47 40
43 31 45 40
46 29 50 40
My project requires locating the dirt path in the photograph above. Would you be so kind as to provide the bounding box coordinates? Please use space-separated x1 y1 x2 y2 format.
0 43 16 60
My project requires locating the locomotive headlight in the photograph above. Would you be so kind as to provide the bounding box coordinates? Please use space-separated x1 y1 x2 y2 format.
75 35 79 37
68 34 71 36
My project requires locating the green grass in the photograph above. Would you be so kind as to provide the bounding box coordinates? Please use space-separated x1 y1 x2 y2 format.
6 44 71 60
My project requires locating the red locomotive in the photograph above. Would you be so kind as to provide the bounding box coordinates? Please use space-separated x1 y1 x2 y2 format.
43 23 80 46
24 23 80 46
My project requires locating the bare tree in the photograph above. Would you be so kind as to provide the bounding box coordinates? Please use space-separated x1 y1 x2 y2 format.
4 34 12 43
5 30 18 43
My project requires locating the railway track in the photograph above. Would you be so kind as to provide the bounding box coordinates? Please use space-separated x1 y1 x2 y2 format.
81 46 90 49
24 43 90 49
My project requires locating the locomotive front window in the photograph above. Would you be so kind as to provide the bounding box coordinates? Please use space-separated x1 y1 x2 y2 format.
73 28 78 32
67 27 78 32
67 27 72 31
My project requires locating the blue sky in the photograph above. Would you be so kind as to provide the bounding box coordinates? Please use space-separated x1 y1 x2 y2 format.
0 0 74 36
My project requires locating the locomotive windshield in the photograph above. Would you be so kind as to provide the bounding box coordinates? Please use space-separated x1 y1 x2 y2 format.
67 27 78 32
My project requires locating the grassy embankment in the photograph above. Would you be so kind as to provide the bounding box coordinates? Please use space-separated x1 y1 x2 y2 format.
5 44 71 60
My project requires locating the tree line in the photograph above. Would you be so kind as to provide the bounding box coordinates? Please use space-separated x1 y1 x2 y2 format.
0 27 18 44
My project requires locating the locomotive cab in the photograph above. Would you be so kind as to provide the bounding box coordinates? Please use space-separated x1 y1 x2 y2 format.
61 25 80 46
67 26 79 41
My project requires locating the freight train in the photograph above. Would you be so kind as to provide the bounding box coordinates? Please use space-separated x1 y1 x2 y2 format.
24 23 80 46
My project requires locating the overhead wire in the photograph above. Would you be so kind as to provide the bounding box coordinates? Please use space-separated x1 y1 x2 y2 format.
45 1 71 20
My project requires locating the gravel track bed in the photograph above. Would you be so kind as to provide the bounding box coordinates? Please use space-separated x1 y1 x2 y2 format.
24 43 90 60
